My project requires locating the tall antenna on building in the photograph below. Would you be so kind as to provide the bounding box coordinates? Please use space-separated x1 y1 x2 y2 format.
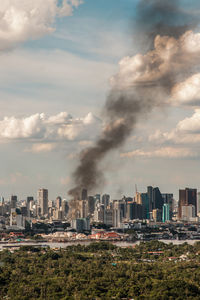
135 184 138 195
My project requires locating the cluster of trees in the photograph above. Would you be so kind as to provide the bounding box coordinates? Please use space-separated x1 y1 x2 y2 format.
0 241 200 299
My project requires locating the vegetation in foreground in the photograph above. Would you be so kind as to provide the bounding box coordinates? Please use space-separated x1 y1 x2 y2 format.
1 241 200 299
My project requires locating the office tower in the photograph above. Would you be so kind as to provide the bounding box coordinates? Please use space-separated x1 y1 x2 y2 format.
95 194 101 202
141 193 150 219
27 196 33 217
38 188 48 216
10 208 25 228
81 189 87 200
104 208 113 226
153 187 164 210
135 192 142 205
147 186 153 212
126 202 134 220
62 200 69 217
162 203 170 223
101 194 110 208
11 195 17 209
88 196 95 215
178 188 197 219
0 196 4 204
162 193 173 204
181 205 196 221
72 217 90 233
94 203 104 223
162 193 174 220
56 196 62 210
152 209 162 222
78 200 88 218
197 192 200 216
113 200 126 227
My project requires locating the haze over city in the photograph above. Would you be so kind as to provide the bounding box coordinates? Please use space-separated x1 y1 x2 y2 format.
1 0 200 201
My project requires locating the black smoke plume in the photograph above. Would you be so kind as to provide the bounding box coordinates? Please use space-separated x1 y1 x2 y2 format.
68 0 199 199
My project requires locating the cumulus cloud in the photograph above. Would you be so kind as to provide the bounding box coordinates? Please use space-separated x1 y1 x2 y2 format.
0 111 101 144
111 31 200 99
0 0 82 51
177 109 200 133
149 110 200 145
121 147 198 159
171 74 200 106
58 112 101 140
0 113 46 139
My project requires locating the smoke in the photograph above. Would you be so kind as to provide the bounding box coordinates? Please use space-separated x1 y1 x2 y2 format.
136 0 198 50
68 0 200 199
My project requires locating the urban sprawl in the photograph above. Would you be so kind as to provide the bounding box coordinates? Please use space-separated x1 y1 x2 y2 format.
0 187 200 244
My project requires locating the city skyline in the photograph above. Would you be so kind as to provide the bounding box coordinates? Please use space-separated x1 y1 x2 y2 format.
1 1 200 200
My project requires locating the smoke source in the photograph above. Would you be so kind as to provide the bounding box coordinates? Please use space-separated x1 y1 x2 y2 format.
68 0 200 199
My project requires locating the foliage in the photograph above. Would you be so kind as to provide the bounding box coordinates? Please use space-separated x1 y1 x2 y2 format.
0 241 200 299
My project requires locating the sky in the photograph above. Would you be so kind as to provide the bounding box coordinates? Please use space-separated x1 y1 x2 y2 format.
1 0 200 201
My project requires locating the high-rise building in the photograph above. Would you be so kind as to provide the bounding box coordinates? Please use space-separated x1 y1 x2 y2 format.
10 195 17 209
147 186 153 212
104 208 113 226
162 193 174 220
135 192 142 205
181 205 196 221
113 200 126 227
78 200 88 218
126 202 134 220
153 187 164 210
81 189 87 200
56 196 62 210
0 196 4 204
178 188 197 219
37 188 48 216
101 194 110 208
141 193 150 219
27 196 33 217
197 192 200 217
162 203 170 223
62 200 69 217
10 208 25 228
152 209 162 222
94 203 104 223
88 196 95 215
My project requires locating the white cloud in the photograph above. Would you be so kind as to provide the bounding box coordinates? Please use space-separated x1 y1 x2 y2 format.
149 110 200 145
0 113 45 139
0 111 102 142
25 143 56 153
177 109 200 133
58 112 101 140
121 147 198 159
111 31 200 103
171 74 200 106
0 0 82 51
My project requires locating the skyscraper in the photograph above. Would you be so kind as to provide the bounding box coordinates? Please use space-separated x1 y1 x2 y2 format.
147 186 153 212
153 187 164 210
101 194 110 208
10 195 17 209
38 188 48 216
141 193 150 219
81 189 87 200
178 188 197 219
162 203 170 223
56 196 62 210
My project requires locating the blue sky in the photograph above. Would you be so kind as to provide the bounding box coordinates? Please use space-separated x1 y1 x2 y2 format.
1 0 200 201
